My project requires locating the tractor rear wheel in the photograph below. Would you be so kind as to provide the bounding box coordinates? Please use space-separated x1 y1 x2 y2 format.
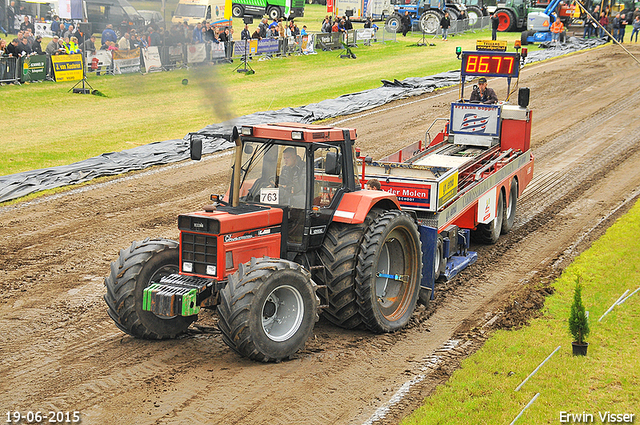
501 178 518 234
356 211 422 333
466 6 483 26
496 9 516 32
218 258 318 362
420 10 443 34
104 238 196 339
472 189 505 244
385 13 403 33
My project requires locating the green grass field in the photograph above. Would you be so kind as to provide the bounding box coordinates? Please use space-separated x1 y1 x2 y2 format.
402 200 640 425
1 5 536 177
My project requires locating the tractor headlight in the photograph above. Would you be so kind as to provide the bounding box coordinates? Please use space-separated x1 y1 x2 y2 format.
183 262 193 273
291 131 303 140
206 265 217 276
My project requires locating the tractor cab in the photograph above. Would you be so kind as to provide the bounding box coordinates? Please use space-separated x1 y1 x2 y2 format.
226 123 361 252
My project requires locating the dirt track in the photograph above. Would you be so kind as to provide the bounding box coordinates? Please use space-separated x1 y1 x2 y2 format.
2 45 640 425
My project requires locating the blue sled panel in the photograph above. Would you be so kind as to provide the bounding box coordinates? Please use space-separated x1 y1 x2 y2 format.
443 251 478 281
418 225 438 300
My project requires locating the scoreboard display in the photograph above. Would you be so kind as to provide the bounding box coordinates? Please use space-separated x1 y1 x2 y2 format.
461 52 520 78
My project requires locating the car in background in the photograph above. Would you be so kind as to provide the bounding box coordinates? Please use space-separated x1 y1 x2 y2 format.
138 10 166 27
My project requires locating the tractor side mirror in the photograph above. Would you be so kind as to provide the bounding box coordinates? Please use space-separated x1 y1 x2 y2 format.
325 151 341 175
190 134 202 161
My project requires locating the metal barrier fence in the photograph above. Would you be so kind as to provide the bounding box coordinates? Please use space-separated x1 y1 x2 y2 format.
0 57 20 85
416 16 491 36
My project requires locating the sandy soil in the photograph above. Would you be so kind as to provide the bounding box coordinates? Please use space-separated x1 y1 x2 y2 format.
1 44 640 425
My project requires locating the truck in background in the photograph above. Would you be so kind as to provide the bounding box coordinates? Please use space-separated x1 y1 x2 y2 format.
172 0 232 26
331 0 393 21
230 0 305 20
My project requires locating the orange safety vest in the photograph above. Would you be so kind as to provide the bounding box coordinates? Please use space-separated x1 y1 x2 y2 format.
551 20 564 33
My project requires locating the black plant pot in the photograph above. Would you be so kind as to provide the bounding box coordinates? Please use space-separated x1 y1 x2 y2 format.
572 342 589 356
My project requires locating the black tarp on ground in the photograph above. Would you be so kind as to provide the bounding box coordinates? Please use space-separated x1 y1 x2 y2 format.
0 37 607 203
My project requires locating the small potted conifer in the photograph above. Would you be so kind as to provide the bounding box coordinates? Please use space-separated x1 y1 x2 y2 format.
569 279 590 356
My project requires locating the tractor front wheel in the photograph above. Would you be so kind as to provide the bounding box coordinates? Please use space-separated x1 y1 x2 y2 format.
385 13 403 33
218 258 318 362
104 238 196 339
356 211 422 333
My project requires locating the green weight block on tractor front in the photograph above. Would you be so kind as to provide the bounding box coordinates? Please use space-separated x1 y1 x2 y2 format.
143 283 161 312
181 288 200 316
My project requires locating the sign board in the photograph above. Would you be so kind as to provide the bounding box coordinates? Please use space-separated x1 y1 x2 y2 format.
51 54 83 81
142 46 162 73
210 42 226 59
186 43 207 63
112 48 141 74
438 171 458 207
450 103 501 137
379 180 437 212
477 187 497 224
21 54 47 82
461 51 519 78
257 38 279 54
476 40 508 51
86 50 112 72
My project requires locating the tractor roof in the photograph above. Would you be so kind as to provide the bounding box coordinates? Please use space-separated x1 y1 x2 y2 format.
242 122 357 143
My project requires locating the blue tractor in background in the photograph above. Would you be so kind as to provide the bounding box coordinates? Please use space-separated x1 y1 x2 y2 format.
520 0 567 44
385 0 468 34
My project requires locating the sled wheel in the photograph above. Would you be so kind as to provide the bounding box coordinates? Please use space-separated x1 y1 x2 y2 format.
472 189 505 244
356 211 422 333
501 178 518 234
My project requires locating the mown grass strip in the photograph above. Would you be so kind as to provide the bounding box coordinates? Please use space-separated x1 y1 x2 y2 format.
402 199 640 425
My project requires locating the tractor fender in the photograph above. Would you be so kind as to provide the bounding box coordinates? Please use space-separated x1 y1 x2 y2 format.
332 191 400 224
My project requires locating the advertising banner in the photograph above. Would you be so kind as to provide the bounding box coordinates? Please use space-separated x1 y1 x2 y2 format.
21 54 47 82
112 48 141 74
210 42 226 60
356 28 375 40
142 46 162 72
35 22 54 38
302 35 315 54
315 32 342 50
257 38 279 54
187 43 207 63
233 39 258 56
450 103 500 136
51 54 83 81
86 50 112 72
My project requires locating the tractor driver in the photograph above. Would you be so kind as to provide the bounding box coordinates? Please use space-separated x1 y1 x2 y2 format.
470 77 499 104
279 147 305 201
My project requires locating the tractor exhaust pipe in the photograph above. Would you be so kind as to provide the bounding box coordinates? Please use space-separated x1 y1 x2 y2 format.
232 126 242 207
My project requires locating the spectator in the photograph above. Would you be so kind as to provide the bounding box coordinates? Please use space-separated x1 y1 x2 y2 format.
72 24 85 46
219 26 229 43
269 24 279 38
45 35 60 54
331 20 339 32
401 11 411 36
491 12 499 40
550 17 564 43
192 22 203 43
24 28 35 45
251 26 261 39
440 11 451 40
241 23 250 40
18 36 32 56
102 24 117 47
619 13 627 42
631 15 640 43
344 15 353 30
612 13 620 41
66 36 80 54
82 35 97 54
0 7 7 37
599 13 609 38
20 15 34 33
584 13 594 38
50 15 60 36
63 24 75 40
57 36 66 52
31 35 43 54
268 17 278 31
0 38 7 55
301 25 308 36
258 17 268 38
6 38 19 56
203 23 214 41
321 17 331 33
149 26 162 46
118 31 131 50
7 1 16 35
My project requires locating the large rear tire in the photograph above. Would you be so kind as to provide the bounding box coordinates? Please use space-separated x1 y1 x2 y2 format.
317 223 365 329
218 258 318 362
419 10 443 34
104 238 196 339
467 6 483 26
521 30 529 45
385 13 403 33
496 9 516 32
501 178 518 234
472 189 505 244
356 211 422 333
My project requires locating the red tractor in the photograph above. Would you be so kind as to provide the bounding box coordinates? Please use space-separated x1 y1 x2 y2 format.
105 50 534 362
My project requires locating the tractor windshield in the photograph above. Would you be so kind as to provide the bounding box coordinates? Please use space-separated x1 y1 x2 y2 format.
237 141 307 209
